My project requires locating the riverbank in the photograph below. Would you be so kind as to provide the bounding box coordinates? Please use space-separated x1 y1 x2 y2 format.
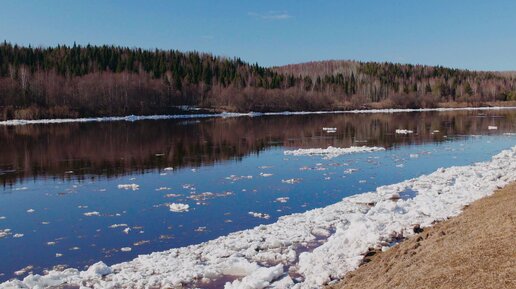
328 182 516 289
2 105 516 126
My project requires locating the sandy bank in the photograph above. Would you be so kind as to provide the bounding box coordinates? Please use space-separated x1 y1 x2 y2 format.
328 183 516 289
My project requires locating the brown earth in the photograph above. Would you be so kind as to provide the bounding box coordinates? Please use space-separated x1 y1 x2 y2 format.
327 183 516 289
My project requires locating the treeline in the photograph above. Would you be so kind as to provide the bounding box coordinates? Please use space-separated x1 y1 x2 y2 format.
1 42 515 120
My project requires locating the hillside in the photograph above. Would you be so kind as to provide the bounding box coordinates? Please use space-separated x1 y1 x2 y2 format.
1 42 516 120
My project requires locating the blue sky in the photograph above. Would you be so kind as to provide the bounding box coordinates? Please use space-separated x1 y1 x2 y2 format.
1 0 515 70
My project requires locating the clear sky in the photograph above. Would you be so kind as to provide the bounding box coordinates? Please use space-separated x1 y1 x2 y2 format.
1 0 515 70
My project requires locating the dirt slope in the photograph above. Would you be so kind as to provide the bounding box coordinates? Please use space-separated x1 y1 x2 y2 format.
327 183 516 289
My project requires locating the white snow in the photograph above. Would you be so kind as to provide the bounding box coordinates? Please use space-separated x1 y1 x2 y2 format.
284 146 385 159
168 203 190 213
488 126 498 130
3 146 516 289
1 106 515 126
117 183 140 191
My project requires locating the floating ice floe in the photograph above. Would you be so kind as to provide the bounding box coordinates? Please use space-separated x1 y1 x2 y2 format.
83 211 100 217
275 197 290 203
248 212 271 219
0 229 11 239
395 129 414 134
13 233 24 238
14 266 33 277
163 167 174 171
226 175 253 182
343 168 358 174
281 178 302 184
3 146 516 289
26 209 35 213
164 193 182 198
120 247 132 252
117 184 140 191
168 203 190 213
260 173 273 177
109 224 128 229
284 146 385 159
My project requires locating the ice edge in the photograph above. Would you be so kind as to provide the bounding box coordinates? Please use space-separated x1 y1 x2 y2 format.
1 106 516 126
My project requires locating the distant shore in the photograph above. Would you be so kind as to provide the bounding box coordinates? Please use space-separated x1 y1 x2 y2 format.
327 182 516 289
2 105 516 126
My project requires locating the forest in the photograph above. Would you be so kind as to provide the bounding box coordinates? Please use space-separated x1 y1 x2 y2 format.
1 42 515 120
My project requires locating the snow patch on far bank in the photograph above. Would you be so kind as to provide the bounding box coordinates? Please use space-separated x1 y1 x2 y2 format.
284 146 385 159
2 146 516 289
1 106 516 126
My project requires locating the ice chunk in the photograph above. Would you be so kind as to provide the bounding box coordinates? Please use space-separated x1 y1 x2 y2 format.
169 203 190 212
248 212 271 219
275 197 289 203
117 183 140 191
80 262 111 278
281 178 302 184
83 211 100 217
284 146 385 159
224 264 284 289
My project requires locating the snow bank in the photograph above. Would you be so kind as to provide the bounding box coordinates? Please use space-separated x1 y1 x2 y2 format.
3 146 516 289
284 146 385 159
1 107 515 126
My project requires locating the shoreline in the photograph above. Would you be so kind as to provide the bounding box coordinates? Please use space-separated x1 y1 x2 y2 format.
1 106 516 126
327 182 516 289
2 146 515 288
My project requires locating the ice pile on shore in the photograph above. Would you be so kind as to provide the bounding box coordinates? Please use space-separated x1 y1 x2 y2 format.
3 146 516 289
284 146 385 159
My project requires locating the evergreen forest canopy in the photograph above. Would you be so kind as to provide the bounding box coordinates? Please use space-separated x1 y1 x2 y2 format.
1 42 515 120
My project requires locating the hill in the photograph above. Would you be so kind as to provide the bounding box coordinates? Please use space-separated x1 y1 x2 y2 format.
1 43 515 120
